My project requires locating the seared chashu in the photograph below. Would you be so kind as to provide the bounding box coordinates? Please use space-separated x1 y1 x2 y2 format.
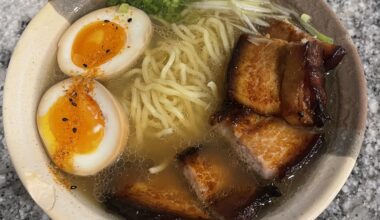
213 110 320 179
107 167 210 219
227 34 334 126
178 146 259 219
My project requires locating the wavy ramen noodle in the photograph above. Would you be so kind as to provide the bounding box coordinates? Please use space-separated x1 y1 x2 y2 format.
120 12 239 151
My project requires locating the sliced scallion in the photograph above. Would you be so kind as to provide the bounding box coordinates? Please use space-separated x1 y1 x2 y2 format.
299 13 334 44
118 3 130 14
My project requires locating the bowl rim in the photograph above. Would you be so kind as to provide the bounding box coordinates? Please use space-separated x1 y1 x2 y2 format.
3 1 367 220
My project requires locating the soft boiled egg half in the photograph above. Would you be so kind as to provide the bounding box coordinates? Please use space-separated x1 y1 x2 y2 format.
37 77 128 176
57 6 152 79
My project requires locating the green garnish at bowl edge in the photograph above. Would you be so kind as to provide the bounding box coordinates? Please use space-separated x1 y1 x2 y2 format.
107 0 334 44
118 3 130 13
299 13 334 44
107 0 196 22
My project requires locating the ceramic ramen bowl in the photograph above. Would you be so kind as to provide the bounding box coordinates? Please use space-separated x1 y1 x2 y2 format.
3 0 367 219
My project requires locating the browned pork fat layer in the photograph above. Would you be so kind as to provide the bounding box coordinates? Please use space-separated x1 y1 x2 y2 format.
263 20 346 72
281 41 328 127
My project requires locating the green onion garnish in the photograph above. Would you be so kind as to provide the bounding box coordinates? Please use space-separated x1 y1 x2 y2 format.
299 13 334 44
119 3 130 14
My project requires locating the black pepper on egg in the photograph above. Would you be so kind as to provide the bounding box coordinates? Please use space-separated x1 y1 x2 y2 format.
69 98 77 107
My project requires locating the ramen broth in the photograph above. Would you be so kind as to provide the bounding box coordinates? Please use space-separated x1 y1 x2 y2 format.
51 8 327 219
60 9 238 208
103 11 239 165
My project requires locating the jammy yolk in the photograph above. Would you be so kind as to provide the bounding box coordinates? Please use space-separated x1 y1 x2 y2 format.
72 20 126 69
40 79 105 171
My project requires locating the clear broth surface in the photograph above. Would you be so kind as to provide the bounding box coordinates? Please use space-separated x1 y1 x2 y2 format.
49 10 332 220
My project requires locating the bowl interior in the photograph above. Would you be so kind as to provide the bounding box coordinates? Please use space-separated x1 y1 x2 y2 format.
3 0 367 219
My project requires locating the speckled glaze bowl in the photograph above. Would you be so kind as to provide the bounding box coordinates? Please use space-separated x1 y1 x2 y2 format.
3 0 367 219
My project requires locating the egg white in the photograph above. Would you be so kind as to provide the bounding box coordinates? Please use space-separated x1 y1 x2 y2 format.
37 78 128 176
57 6 153 79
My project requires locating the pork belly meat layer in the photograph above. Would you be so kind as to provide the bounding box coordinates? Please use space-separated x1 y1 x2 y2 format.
217 112 320 179
227 35 287 115
178 146 259 219
108 169 210 219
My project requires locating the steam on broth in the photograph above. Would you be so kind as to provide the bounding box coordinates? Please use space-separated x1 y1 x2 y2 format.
37 0 347 219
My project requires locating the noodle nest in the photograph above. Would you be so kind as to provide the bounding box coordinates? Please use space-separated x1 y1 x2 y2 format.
121 11 239 147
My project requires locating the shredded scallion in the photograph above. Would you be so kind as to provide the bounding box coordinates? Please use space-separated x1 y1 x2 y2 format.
301 14 311 23
189 0 291 35
299 13 334 44
189 0 334 44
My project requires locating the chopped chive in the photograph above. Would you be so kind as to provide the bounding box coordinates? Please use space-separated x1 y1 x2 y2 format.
299 14 334 44
118 3 130 14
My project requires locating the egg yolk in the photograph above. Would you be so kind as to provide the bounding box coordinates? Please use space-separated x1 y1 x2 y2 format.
72 20 126 69
39 78 105 171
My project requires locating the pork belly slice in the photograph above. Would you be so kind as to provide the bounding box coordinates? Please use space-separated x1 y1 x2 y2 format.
226 35 328 126
217 112 320 180
178 146 259 219
263 20 346 71
281 41 328 127
107 168 210 219
227 35 287 115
